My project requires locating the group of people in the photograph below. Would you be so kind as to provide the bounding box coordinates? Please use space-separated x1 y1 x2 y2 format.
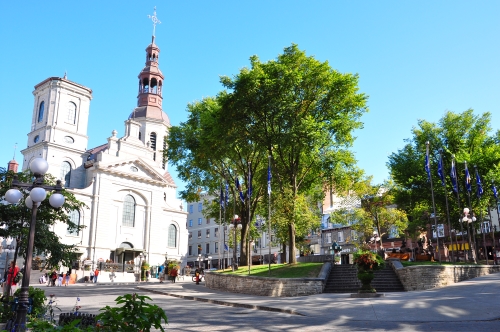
89 268 100 283
40 268 72 286
158 265 179 283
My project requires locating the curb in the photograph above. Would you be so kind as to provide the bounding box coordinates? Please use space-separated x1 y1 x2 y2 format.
137 286 305 316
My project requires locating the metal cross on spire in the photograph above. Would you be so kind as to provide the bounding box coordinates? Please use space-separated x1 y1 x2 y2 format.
148 6 161 38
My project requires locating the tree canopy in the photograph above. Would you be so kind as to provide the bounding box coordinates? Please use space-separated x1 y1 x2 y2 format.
387 109 500 238
168 44 368 263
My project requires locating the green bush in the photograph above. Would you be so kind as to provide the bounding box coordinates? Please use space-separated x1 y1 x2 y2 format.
13 286 47 318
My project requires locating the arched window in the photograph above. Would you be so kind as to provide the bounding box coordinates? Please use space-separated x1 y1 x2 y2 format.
67 210 80 236
151 78 158 94
138 131 142 140
142 78 149 93
38 101 45 123
122 195 136 227
66 102 77 124
150 132 157 161
60 162 71 187
168 224 177 247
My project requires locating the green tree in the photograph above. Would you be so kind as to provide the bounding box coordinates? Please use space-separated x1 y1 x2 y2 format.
218 44 368 263
387 110 500 244
0 168 86 268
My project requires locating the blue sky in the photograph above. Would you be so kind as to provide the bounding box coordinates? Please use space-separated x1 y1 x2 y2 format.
0 1 498 196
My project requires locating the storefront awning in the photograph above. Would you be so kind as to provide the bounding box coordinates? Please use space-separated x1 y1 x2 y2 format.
115 248 144 256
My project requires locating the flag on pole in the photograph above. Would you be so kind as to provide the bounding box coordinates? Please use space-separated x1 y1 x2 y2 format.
224 243 229 251
492 184 498 199
437 156 445 186
465 163 472 192
267 163 272 195
248 167 252 199
220 186 224 210
450 159 458 193
225 180 229 208
475 169 484 198
235 177 244 203
425 146 431 182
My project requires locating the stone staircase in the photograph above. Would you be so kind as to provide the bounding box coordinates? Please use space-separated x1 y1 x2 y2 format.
323 263 405 293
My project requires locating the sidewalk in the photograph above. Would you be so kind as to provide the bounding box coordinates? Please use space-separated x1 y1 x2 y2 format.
137 272 500 323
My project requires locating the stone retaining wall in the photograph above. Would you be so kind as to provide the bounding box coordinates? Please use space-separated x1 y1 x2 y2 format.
205 263 331 297
394 264 500 291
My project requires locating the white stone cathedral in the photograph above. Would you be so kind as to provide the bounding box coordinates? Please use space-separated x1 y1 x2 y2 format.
19 32 188 281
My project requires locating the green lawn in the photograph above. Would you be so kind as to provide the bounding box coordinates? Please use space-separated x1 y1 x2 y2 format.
217 262 323 278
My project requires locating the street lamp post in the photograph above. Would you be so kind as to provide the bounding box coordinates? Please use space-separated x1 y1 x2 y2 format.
197 254 202 269
207 256 212 269
5 158 65 331
228 215 242 271
462 208 477 264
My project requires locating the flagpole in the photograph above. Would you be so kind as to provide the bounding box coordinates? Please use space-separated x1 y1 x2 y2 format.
268 155 272 276
219 179 223 270
426 142 441 263
451 156 467 260
492 181 499 264
439 149 456 262
248 162 252 276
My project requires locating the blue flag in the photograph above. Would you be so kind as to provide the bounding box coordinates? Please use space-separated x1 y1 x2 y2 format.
224 243 229 251
465 164 472 192
247 168 252 199
220 186 224 210
492 184 498 200
437 157 445 186
424 148 431 182
475 169 483 198
235 177 245 203
267 163 272 195
225 180 229 208
450 160 458 193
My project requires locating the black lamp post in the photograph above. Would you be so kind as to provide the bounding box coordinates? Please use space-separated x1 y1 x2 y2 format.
5 158 65 331
228 215 242 271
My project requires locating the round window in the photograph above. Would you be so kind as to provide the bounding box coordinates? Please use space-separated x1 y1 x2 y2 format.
130 166 139 172
64 136 74 144
34 135 40 143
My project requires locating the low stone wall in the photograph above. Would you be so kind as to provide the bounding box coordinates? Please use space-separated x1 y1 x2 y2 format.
393 263 500 291
205 263 331 297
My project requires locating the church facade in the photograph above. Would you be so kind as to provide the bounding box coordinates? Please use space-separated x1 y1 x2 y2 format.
19 34 188 279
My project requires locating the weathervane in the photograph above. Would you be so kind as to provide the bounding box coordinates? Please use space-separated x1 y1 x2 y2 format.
148 6 161 38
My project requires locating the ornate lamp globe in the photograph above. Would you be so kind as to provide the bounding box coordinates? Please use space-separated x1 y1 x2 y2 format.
49 193 65 208
29 158 49 175
30 187 47 203
5 189 22 204
25 196 40 209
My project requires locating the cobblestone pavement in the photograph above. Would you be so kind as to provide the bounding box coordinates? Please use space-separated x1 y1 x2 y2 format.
36 273 500 331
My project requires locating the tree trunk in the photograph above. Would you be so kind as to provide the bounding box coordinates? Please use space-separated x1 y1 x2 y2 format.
288 222 297 264
281 242 287 263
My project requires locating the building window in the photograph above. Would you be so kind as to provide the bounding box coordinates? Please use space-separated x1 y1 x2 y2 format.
189 232 192 239
67 209 80 236
215 243 219 253
189 220 193 227
214 228 219 238
198 202 202 212
482 221 491 234
198 245 202 254
150 132 157 161
338 231 344 243
188 246 192 256
168 224 177 247
122 195 136 227
326 233 332 244
206 243 210 254
432 224 445 238
197 230 201 238
206 229 210 238
206 218 210 224
351 230 358 241
189 205 193 213
37 101 45 123
198 218 202 225
66 102 77 124
60 161 71 187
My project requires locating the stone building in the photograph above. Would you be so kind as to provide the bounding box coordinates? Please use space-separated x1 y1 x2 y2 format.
18 32 188 281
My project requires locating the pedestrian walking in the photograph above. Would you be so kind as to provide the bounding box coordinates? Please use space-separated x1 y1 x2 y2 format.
94 268 99 283
50 270 57 287
57 272 63 286
4 261 19 296
89 270 94 283
65 268 71 286
194 268 200 285
158 265 165 283
170 267 178 283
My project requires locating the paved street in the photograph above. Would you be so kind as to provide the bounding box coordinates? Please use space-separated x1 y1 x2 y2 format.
38 272 500 331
